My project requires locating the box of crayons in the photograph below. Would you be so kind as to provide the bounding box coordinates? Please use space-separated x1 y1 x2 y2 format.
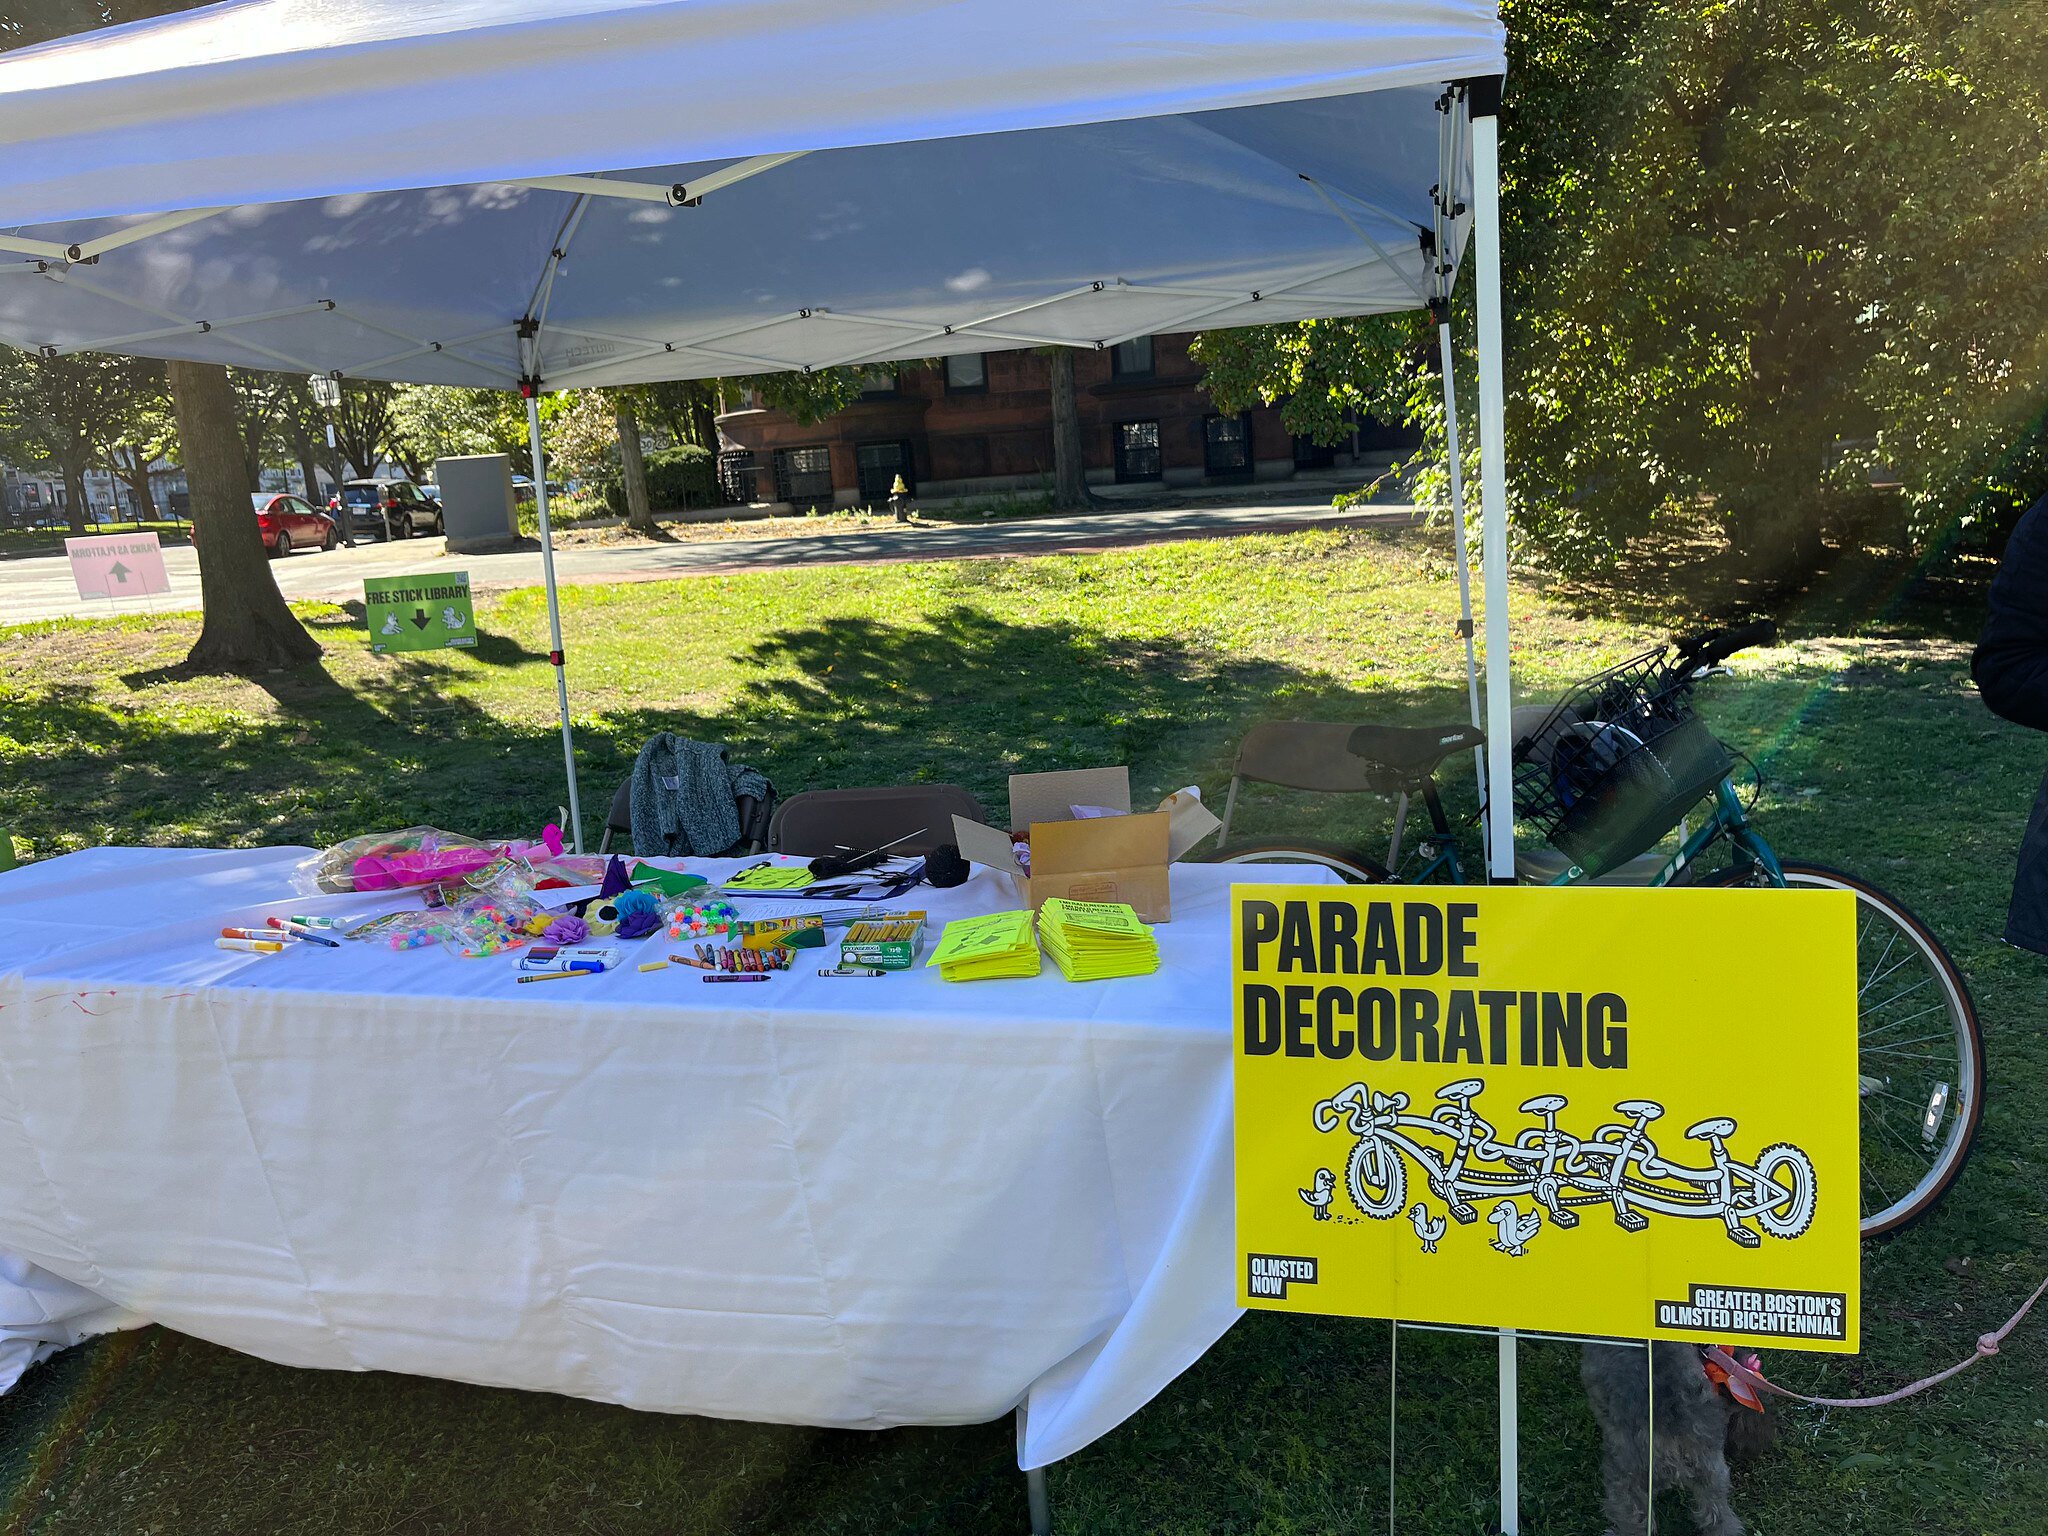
839 912 927 971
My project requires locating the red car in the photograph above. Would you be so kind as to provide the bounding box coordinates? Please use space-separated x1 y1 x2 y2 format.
250 492 339 556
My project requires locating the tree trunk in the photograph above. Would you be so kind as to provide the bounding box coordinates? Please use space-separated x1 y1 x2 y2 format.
62 461 88 533
128 455 157 521
168 359 322 672
616 395 656 534
295 439 324 505
689 392 719 456
1046 347 1089 510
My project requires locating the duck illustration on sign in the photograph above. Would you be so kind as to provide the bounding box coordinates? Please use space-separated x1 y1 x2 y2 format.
1298 1168 1335 1221
1304 1079 1817 1254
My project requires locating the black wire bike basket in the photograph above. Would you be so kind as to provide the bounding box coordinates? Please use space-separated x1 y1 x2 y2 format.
1512 649 1735 876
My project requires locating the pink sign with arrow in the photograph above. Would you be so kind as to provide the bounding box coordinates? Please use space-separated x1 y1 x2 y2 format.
65 533 172 600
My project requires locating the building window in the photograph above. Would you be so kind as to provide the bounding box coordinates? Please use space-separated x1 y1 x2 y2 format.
1204 412 1254 479
943 353 988 393
1293 434 1337 471
1111 336 1155 379
773 446 834 504
1114 420 1162 483
855 440 916 502
859 368 898 398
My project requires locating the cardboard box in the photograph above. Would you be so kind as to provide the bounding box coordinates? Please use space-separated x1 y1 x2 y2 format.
950 767 1220 923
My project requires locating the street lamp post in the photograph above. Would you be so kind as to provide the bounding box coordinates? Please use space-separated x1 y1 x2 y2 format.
307 373 350 544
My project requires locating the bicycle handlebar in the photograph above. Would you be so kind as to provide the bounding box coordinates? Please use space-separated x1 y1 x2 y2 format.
1671 619 1777 676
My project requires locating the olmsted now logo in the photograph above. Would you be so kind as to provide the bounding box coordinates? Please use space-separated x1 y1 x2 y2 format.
1247 1253 1318 1300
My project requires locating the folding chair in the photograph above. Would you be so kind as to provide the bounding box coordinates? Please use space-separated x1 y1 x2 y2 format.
767 784 984 859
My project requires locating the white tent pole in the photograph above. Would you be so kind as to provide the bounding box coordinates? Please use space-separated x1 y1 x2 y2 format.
1470 93 1514 885
1436 313 1487 863
524 387 585 853
1469 74 1518 1536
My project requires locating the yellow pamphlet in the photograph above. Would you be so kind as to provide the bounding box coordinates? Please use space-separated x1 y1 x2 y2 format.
926 909 1041 981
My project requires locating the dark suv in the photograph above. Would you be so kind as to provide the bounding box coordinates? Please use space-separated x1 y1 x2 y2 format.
334 478 444 541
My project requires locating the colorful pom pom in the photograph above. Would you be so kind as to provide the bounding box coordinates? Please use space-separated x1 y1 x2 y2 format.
544 914 588 944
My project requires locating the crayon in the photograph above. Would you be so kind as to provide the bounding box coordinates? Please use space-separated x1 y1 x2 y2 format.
703 972 772 984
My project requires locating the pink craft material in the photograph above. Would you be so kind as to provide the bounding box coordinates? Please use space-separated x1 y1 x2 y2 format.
543 914 589 944
349 825 567 892
1705 1266 2048 1409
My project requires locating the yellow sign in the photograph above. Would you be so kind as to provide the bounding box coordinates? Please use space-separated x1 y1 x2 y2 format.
1233 886 1859 1353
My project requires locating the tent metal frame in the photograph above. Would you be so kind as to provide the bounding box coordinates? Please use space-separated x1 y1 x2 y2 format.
2 71 1534 1536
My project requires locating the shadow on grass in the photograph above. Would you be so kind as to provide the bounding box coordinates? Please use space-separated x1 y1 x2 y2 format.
9 601 1465 861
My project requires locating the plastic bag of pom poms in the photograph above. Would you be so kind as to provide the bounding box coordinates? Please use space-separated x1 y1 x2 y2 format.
295 824 566 895
440 915 533 959
343 910 463 951
663 895 739 940
436 896 544 959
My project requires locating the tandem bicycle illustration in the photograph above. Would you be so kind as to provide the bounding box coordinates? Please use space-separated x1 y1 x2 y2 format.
1304 1078 1817 1254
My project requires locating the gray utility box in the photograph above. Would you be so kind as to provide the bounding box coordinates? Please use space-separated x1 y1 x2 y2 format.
438 454 519 552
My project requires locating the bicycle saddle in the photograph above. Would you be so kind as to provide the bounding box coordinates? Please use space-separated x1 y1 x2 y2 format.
1519 1094 1568 1115
1685 1116 1738 1141
1347 722 1485 781
1437 1078 1485 1102
1614 1100 1665 1121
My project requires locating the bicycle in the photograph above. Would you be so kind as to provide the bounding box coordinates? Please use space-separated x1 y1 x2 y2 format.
1214 621 1984 1239
1310 1078 1818 1250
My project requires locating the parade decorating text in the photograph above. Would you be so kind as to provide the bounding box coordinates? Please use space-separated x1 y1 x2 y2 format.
1239 897 1630 1069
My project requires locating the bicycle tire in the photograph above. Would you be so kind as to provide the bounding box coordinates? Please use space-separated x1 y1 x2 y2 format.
1345 1138 1407 1218
1697 861 1984 1239
1751 1143 1818 1240
1208 840 1393 885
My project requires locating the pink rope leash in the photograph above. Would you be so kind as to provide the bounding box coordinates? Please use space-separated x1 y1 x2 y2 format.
1705 1268 2048 1409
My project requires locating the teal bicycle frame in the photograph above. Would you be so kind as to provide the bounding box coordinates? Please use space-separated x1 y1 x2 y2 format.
1404 777 1786 889
1547 778 1785 888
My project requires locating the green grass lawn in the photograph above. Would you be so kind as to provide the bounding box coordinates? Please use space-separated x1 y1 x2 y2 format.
1 524 2044 1534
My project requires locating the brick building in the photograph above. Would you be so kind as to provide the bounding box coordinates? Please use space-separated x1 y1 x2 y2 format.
714 332 1413 507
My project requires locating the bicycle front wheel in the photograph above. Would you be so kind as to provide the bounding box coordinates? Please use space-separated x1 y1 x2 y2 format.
1699 862 1984 1239
1208 840 1392 884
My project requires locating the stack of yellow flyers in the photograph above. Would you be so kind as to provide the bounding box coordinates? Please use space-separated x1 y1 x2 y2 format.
1038 898 1159 981
925 909 1041 981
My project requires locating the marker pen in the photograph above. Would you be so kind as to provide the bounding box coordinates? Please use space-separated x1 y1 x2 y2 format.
820 967 886 977
216 937 284 953
274 916 343 931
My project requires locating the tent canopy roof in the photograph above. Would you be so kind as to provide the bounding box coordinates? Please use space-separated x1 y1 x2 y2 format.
0 0 1504 388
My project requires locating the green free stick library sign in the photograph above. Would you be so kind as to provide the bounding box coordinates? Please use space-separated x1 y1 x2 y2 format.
365 571 476 653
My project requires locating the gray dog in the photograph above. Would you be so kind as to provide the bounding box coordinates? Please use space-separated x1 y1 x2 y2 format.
1581 1340 1774 1536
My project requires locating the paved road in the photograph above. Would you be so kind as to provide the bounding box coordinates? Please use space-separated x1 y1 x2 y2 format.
0 498 1415 625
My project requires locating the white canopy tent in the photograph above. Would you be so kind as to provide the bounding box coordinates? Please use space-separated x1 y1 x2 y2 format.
0 0 1524 1523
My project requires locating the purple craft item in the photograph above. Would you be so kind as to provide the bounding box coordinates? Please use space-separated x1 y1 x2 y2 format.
616 909 660 940
543 914 589 944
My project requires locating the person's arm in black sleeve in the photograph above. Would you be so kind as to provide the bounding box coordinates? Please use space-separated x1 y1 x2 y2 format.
1974 497 2048 733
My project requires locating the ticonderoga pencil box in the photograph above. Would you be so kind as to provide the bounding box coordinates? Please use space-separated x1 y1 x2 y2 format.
839 913 926 970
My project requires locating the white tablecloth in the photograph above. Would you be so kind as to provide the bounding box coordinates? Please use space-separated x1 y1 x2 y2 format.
0 847 1328 1467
